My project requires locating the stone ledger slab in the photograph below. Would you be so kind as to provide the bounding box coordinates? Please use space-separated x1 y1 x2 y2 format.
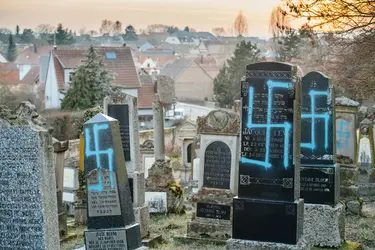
304 203 345 248
226 237 310 250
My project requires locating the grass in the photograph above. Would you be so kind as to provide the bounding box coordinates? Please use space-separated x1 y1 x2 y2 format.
60 225 85 250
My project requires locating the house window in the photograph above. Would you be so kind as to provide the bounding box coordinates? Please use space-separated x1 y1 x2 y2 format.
106 52 116 59
147 63 151 68
69 72 75 82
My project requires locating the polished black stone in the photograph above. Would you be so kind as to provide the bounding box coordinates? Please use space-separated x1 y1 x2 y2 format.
300 164 339 205
129 177 134 203
232 197 303 244
196 203 231 220
203 141 231 189
301 72 334 165
107 104 131 161
239 62 297 201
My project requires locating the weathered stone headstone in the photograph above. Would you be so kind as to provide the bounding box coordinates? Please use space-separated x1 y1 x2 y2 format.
53 138 69 237
300 72 339 204
228 62 308 249
83 113 146 250
140 140 155 179
335 96 360 197
0 107 60 249
187 110 240 240
104 93 150 239
300 72 344 248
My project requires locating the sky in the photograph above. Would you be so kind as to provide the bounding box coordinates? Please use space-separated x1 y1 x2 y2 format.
0 0 282 38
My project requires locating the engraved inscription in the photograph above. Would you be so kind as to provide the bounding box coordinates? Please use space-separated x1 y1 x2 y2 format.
85 229 128 250
87 169 121 217
196 203 231 220
0 127 45 249
203 141 231 189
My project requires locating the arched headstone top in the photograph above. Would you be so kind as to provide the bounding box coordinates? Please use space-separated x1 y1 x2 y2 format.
197 110 240 135
140 140 154 151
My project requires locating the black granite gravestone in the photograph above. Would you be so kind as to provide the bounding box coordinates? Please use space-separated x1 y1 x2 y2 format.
203 141 231 189
83 114 143 250
300 72 338 205
232 62 303 245
301 72 334 165
196 203 231 220
107 104 131 161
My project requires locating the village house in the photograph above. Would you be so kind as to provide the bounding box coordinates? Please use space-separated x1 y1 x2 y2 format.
43 46 141 109
0 51 8 63
137 51 177 75
165 31 217 45
160 58 214 103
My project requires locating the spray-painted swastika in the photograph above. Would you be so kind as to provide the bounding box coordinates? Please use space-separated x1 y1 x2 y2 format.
336 120 350 149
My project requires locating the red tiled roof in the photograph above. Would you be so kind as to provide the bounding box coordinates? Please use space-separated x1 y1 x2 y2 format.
15 45 53 65
54 57 65 89
21 66 39 85
138 75 159 109
52 46 140 89
0 63 19 85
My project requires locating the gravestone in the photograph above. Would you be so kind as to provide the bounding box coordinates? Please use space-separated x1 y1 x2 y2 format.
53 138 69 237
0 106 60 249
228 62 309 250
83 114 146 250
335 96 360 197
300 72 339 205
300 72 344 248
356 116 375 196
187 110 240 240
104 94 149 239
140 140 155 179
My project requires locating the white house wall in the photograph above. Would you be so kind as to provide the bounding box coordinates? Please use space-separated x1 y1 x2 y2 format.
165 37 181 44
121 88 138 98
44 54 61 109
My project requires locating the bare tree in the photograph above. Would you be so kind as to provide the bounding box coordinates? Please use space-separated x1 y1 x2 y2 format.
146 24 169 33
78 26 86 36
0 28 12 34
212 27 225 36
99 19 114 35
88 30 99 37
113 21 123 35
234 10 248 36
35 24 54 34
271 0 375 34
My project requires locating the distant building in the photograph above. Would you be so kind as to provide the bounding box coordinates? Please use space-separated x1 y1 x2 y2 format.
160 58 213 103
0 51 8 63
165 31 217 45
137 52 177 75
43 46 141 109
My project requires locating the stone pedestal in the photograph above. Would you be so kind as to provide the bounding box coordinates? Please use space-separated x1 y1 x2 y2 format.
340 164 359 197
227 237 310 250
187 188 233 239
304 203 345 248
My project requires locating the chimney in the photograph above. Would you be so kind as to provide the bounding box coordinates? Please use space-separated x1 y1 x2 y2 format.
33 44 37 53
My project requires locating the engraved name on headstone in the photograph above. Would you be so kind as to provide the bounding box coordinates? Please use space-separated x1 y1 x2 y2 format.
203 141 231 189
0 126 59 250
196 203 231 220
107 104 131 161
85 229 127 250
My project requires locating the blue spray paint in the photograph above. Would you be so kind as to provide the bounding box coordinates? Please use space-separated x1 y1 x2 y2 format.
241 80 292 169
85 123 115 192
337 120 350 149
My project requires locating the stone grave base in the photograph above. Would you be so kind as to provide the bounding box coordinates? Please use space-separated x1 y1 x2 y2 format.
226 237 310 250
134 205 150 238
304 203 345 248
340 164 359 198
187 218 232 239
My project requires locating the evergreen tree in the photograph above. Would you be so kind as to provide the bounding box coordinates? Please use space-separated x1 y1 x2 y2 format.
16 25 20 36
123 25 138 41
61 46 117 110
7 34 17 62
213 40 261 107
184 26 190 32
277 29 304 62
21 29 35 43
166 26 179 34
55 24 75 45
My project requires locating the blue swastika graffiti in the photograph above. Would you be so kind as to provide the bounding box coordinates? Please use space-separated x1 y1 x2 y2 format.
241 80 292 169
85 123 115 192
337 120 350 149
301 90 330 150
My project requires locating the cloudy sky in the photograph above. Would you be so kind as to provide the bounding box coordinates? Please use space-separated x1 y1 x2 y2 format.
0 0 282 37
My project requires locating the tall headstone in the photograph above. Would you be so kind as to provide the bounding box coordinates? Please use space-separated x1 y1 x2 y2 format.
335 96 360 197
356 116 375 196
300 72 344 248
53 138 70 237
104 94 150 239
227 62 309 250
83 113 146 250
0 104 60 250
187 110 240 240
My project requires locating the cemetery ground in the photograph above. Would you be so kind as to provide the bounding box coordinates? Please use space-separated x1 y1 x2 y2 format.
61 200 375 250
